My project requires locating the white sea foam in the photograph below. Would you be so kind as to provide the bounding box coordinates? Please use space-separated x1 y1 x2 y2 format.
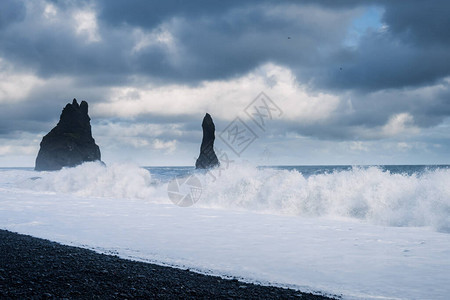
199 164 450 232
13 162 450 232
2 163 450 299
19 162 163 201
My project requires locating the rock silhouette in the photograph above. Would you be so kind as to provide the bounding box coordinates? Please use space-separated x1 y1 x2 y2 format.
195 113 219 169
35 99 101 171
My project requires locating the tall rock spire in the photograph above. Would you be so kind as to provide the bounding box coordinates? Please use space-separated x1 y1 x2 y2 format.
195 113 219 169
35 99 101 171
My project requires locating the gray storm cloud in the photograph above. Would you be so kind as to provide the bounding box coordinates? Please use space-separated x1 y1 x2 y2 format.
0 0 449 165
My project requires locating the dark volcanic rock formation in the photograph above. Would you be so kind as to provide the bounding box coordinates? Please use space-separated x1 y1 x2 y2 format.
195 113 219 169
35 99 101 171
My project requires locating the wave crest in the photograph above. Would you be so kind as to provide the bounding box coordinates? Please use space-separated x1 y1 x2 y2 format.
23 162 160 200
21 162 450 232
198 164 450 232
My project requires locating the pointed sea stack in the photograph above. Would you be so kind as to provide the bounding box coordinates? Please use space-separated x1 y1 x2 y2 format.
195 113 219 169
35 99 101 171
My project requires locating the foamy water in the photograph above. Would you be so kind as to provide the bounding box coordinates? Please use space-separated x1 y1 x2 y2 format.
1 163 450 299
10 162 450 233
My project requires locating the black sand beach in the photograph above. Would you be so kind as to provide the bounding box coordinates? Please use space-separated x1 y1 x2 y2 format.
0 229 336 299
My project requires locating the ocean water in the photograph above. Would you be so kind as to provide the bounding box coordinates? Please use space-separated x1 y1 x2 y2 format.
147 164 450 232
1 163 450 299
7 163 449 232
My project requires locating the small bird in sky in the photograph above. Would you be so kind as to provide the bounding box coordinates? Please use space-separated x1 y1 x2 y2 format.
288 37 291 39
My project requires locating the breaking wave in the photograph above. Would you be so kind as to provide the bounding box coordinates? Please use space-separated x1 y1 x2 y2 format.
17 161 450 232
199 164 450 233
20 162 162 201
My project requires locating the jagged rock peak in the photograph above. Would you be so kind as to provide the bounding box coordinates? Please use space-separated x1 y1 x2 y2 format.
195 113 219 169
34 98 101 171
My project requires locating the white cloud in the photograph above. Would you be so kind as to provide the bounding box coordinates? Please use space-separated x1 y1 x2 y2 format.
382 113 419 137
73 8 101 43
94 122 184 139
0 133 41 157
0 59 44 103
132 25 178 56
43 3 58 20
152 139 177 153
92 122 181 156
397 142 412 151
0 145 37 156
93 63 340 124
349 141 369 152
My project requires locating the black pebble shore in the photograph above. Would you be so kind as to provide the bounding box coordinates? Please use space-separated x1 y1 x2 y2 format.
0 230 337 299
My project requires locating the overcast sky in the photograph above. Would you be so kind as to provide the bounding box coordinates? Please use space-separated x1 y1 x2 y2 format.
1 0 449 167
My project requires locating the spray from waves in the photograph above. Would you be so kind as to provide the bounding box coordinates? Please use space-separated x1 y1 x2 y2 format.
196 163 450 233
19 161 450 232
21 162 168 202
